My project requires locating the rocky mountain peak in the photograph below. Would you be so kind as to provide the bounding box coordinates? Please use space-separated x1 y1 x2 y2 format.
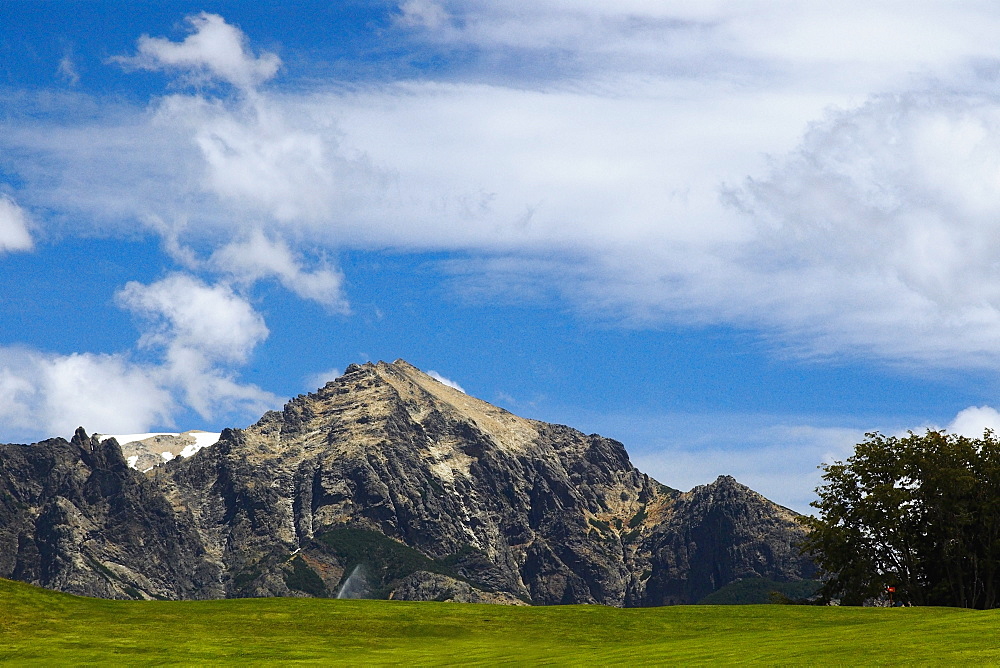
262 359 544 467
0 360 814 605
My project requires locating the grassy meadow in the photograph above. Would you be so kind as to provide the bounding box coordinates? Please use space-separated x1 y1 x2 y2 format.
2 578 999 665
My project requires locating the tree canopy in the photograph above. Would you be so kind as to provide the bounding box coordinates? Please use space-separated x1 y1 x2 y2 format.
802 430 1000 608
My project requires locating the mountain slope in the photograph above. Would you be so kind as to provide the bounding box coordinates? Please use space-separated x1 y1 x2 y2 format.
0 430 218 599
0 360 813 604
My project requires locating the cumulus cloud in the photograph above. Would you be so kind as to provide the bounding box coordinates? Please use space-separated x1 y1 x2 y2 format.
0 273 280 440
117 273 268 364
427 370 465 393
113 12 280 92
947 406 1000 437
901 405 1000 439
114 274 277 419
0 196 33 253
209 230 349 312
0 347 174 439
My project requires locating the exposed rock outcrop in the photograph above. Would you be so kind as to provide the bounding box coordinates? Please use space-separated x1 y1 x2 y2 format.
0 429 218 600
0 360 813 605
640 475 813 605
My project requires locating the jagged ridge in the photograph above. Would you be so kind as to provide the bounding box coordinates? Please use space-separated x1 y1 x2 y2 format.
0 360 813 605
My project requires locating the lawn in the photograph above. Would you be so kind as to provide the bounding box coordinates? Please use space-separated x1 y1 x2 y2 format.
1 578 998 665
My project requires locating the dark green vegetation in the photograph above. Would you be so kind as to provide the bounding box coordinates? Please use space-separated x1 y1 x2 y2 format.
697 578 821 605
316 527 468 597
2 579 1000 665
236 527 487 601
283 556 327 597
803 430 1000 608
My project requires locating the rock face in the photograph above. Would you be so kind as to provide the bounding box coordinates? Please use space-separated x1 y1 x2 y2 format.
0 360 813 604
0 429 218 600
642 475 810 605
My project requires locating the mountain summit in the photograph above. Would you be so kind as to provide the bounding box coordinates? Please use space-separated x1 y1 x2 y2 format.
0 360 812 605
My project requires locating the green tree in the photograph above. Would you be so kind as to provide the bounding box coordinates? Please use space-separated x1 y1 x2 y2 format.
802 430 1000 608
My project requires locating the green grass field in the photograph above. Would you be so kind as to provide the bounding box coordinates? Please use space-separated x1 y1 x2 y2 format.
2 578 998 665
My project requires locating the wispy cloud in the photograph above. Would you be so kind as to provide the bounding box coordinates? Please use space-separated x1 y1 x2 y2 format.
627 404 1000 513
5 8 1000 380
580 410 861 513
209 230 349 311
305 368 342 391
56 53 80 86
395 0 450 30
391 1 1000 92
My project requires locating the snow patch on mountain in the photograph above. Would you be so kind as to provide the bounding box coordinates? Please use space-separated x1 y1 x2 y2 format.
97 430 220 471
179 430 222 456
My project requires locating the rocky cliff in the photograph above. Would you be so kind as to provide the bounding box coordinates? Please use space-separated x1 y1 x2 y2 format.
0 360 813 604
0 430 217 600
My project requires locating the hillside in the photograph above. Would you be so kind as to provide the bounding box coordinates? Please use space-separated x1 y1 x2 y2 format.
0 360 812 605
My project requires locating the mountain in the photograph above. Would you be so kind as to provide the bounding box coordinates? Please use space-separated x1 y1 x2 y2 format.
0 360 813 605
94 431 220 472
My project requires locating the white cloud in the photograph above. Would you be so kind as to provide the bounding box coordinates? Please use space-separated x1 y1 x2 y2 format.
160 93 357 223
632 433 854 515
395 2 1000 94
0 196 33 253
0 274 280 440
209 230 349 311
117 273 268 363
10 7 1000 464
563 402 1000 514
156 344 277 422
113 12 280 92
902 404 1000 439
719 93 1000 365
0 347 173 439
39 353 173 437
9 8 1000 373
427 370 465 393
115 274 277 420
947 406 1000 437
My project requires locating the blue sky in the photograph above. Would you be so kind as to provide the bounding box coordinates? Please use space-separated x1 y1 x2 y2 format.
5 2 1000 511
